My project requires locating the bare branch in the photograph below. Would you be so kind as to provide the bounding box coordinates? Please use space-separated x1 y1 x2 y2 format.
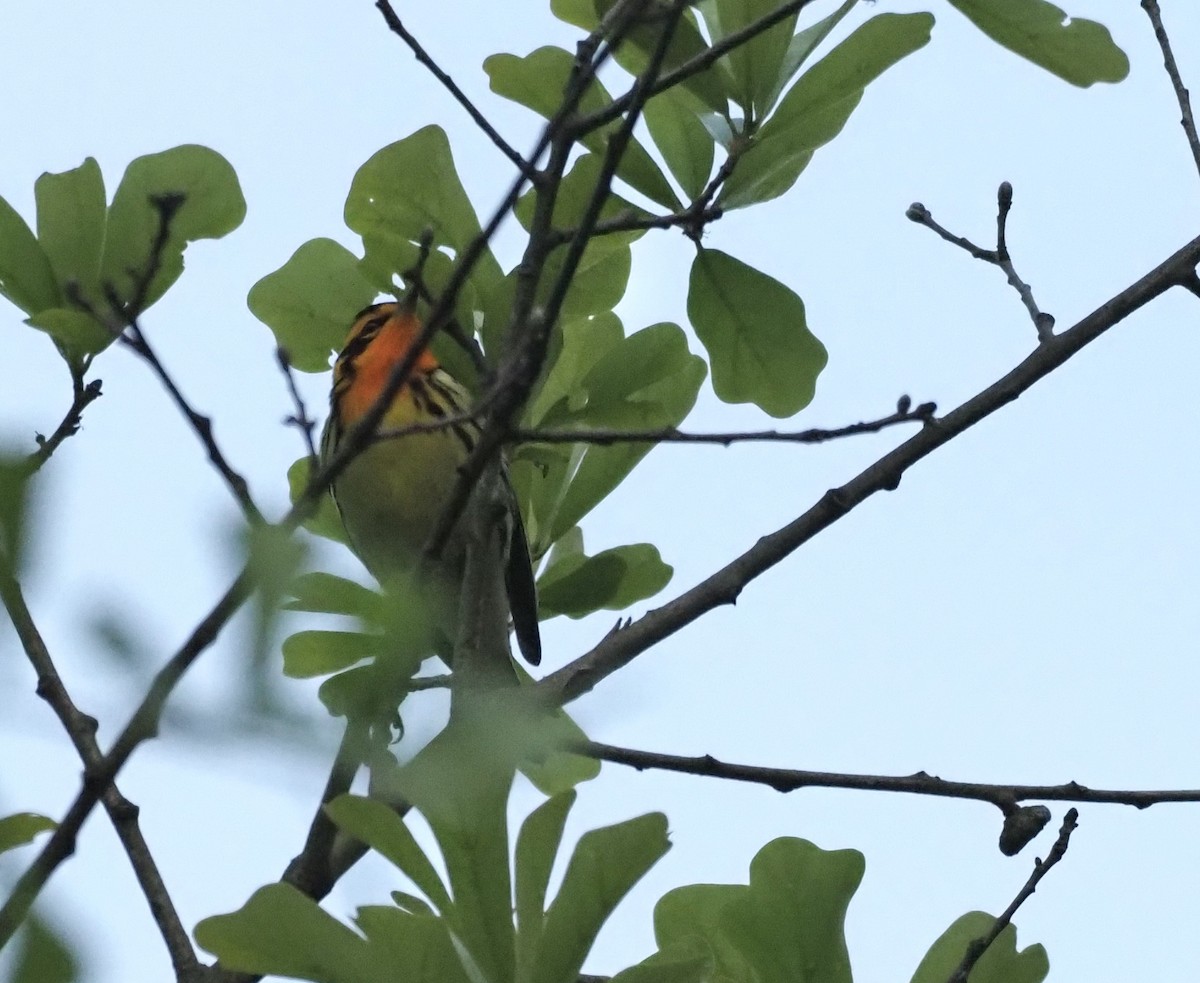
577 741 1200 811
375 0 538 181
540 232 1200 706
511 398 936 447
1141 0 1200 181
276 347 319 464
25 368 102 475
947 810 1079 983
0 571 200 975
908 185 1054 341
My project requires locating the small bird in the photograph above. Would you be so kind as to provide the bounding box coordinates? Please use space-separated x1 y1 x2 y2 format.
320 301 541 673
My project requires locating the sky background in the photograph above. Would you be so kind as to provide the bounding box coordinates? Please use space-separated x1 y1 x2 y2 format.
2 1 1199 981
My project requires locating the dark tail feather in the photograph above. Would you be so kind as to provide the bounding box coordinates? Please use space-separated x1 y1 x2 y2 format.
505 510 542 666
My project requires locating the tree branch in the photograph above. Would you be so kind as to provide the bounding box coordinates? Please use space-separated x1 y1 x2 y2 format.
0 571 200 977
947 809 1079 983
510 397 936 446
577 741 1200 811
540 232 1200 706
24 366 102 475
908 184 1054 341
1141 0 1200 181
374 0 537 181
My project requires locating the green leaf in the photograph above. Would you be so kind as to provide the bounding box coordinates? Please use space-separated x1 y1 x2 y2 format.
910 912 1049 983
344 126 504 350
513 690 601 796
25 308 111 360
9 914 79 983
0 812 57 854
718 838 863 983
948 0 1129 86
653 883 754 981
720 13 934 209
533 812 670 983
195 883 380 982
287 457 349 545
243 523 309 681
700 0 803 120
281 629 382 678
484 47 680 210
100 144 245 312
537 530 673 619
285 571 385 623
515 791 576 980
354 906 471 983
760 0 860 113
248 238 378 373
326 795 454 914
688 249 826 417
643 89 715 200
609 951 712 983
35 158 106 304
515 320 706 551
0 194 60 315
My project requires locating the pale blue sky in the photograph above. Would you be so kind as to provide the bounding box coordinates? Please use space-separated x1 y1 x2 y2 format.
2 2 1199 982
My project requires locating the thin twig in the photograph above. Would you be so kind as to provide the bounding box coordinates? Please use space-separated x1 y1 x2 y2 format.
539 232 1200 706
375 0 538 182
25 367 102 475
0 570 200 975
947 810 1079 983
511 399 936 446
576 741 1200 811
547 203 725 246
276 347 319 464
1141 0 1200 181
908 186 1054 341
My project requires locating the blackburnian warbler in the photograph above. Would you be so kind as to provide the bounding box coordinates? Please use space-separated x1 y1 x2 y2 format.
321 302 541 671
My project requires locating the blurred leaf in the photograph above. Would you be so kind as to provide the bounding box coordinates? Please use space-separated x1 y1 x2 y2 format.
385 722 517 983
0 454 34 576
281 629 382 678
720 13 934 209
653 883 753 981
248 238 377 373
515 791 576 979
484 47 680 209
0 194 60 315
643 88 715 201
948 0 1129 86
100 145 245 312
0 812 56 854
533 812 670 983
285 571 385 623
326 795 453 914
511 682 601 795
287 457 349 545
688 249 826 417
719 838 863 983
910 912 1049 983
699 0 802 119
243 523 308 679
537 529 672 619
9 914 79 983
35 158 106 304
195 883 379 982
354 906 470 983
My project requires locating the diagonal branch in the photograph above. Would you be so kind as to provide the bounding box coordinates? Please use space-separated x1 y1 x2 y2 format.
24 367 103 475
0 571 200 977
539 232 1200 707
1141 0 1200 181
374 0 537 181
947 810 1079 983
